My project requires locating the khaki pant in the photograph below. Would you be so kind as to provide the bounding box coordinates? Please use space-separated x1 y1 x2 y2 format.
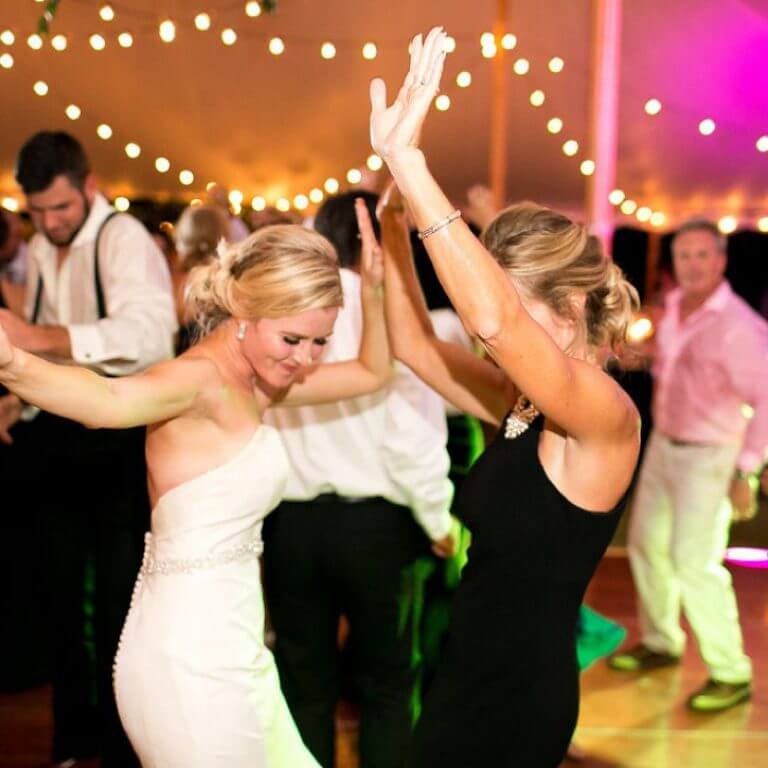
627 430 752 683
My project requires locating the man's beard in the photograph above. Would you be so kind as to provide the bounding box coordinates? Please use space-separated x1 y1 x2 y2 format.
45 192 91 247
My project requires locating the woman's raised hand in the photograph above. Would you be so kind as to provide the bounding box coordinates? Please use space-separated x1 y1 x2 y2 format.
369 26 448 161
355 198 384 290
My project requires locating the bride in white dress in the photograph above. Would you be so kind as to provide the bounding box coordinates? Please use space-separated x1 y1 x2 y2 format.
0 212 389 767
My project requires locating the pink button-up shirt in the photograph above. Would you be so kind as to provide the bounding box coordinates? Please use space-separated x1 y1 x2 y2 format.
652 280 768 472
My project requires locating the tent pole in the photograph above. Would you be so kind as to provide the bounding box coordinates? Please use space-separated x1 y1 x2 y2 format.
586 0 623 257
489 0 508 211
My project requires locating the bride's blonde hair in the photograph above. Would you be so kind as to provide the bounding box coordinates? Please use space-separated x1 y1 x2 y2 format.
481 202 639 355
185 224 342 336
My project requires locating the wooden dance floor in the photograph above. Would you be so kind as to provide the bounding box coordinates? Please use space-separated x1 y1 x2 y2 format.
1 555 765 768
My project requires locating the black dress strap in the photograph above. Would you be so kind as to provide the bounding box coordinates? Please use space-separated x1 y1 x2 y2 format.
32 210 120 324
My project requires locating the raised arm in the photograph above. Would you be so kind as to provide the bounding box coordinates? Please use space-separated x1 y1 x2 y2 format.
379 189 512 425
0 324 204 430
276 199 391 406
370 27 636 443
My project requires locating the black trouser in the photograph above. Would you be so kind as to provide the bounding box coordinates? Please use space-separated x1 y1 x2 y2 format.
263 496 429 768
31 413 148 767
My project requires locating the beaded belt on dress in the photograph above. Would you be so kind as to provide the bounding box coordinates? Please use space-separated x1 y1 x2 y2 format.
140 531 264 576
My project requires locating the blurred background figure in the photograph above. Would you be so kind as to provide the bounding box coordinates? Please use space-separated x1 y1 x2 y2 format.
205 182 250 242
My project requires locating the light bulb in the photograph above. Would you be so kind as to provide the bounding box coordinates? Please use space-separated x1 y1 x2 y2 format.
221 29 237 46
608 189 625 206
636 206 652 222
159 20 176 44
269 37 285 55
717 215 737 234
65 104 81 120
562 139 579 157
99 4 115 22
89 34 106 51
51 34 67 51
362 42 377 60
324 178 339 194
435 95 451 111
294 194 309 211
179 170 195 186
456 71 472 88
0 30 15 46
245 1 262 17
155 158 170 173
367 154 383 171
650 212 666 227
309 188 324 204
548 57 564 73
580 160 595 176
501 33 517 50
347 168 362 184
251 196 266 211
320 42 336 59
620 200 637 215
513 58 530 75
529 90 545 107
114 196 130 212
0 53 14 69
97 123 113 140
699 119 716 136
547 118 563 134
644 98 662 116
125 143 141 159
195 13 211 31
27 34 43 50
276 198 291 212
33 80 49 96
118 32 133 48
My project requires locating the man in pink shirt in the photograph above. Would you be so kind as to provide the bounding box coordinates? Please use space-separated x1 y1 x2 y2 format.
609 219 768 711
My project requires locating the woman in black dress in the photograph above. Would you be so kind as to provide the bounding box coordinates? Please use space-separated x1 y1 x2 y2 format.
365 27 642 766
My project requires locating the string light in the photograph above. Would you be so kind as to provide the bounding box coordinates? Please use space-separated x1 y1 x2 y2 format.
99 4 115 22
547 117 563 134
179 170 195 186
456 71 472 88
346 168 362 184
718 215 737 234
757 136 768 153
1 30 15 46
362 42 377 60
320 42 336 59
0 53 13 69
481 44 497 59
245 1 262 17
276 197 290 212
309 188 324 204
195 13 211 32
529 90 545 107
513 58 530 75
548 57 565 73
501 34 517 50
580 159 595 176
443 36 456 53
609 189 625 205
251 196 266 210
620 199 637 215
699 118 716 136
51 34 67 51
114 196 130 212
229 190 244 207
1 197 20 212
636 206 652 222
758 217 768 233
324 177 339 194
480 33 495 47
562 139 579 157
650 212 666 227
367 154 383 171
222 29 237 46
159 20 176 44
294 194 309 210
118 32 133 48
33 80 49 96
435 94 451 111
65 104 81 120
97 123 113 140
125 143 141 159
154 157 171 173
90 34 106 51
27 34 44 50
644 98 662 116
269 37 285 55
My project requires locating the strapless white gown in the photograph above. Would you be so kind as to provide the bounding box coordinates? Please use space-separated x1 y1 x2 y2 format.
114 426 319 767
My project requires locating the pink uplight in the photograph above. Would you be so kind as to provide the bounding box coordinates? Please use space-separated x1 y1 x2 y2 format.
724 547 768 569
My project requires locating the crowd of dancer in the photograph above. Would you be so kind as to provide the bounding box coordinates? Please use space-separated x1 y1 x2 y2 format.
0 25 765 768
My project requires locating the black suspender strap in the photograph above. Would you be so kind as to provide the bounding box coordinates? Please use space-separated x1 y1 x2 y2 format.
32 210 120 324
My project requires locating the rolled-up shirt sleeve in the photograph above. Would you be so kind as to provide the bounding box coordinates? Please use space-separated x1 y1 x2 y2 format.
67 216 177 375
727 322 768 473
382 361 454 541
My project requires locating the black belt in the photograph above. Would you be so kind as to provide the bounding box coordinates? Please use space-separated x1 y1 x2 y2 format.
312 492 387 505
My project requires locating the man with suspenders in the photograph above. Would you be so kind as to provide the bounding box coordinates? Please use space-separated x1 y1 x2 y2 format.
0 132 177 767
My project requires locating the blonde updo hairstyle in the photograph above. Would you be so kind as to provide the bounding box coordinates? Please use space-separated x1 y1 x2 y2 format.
174 205 229 271
185 224 343 337
481 202 639 358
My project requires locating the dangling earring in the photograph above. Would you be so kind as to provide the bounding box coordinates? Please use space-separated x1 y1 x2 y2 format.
236 321 247 341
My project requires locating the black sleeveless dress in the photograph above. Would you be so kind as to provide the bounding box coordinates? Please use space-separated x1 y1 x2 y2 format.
409 414 628 767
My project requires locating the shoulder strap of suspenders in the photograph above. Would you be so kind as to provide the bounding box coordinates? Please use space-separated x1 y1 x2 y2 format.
32 210 121 324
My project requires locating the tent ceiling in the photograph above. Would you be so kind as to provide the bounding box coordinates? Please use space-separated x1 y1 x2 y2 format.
1 0 767 226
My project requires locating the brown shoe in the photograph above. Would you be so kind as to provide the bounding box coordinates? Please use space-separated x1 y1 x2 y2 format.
687 679 751 712
608 643 680 671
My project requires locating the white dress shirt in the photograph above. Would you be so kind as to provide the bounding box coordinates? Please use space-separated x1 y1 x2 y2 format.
24 193 177 375
265 269 453 541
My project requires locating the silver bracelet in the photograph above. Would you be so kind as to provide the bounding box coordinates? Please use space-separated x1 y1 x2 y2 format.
418 210 462 240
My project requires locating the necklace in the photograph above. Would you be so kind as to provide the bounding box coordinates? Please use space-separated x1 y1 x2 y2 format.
504 394 540 440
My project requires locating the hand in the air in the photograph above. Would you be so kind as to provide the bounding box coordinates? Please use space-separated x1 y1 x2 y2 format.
354 198 384 290
369 26 448 160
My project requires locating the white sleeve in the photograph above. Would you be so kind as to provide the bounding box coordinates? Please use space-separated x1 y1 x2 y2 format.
382 361 454 541
67 215 178 375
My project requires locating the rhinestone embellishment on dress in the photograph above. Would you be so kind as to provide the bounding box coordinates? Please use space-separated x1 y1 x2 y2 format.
504 395 540 440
